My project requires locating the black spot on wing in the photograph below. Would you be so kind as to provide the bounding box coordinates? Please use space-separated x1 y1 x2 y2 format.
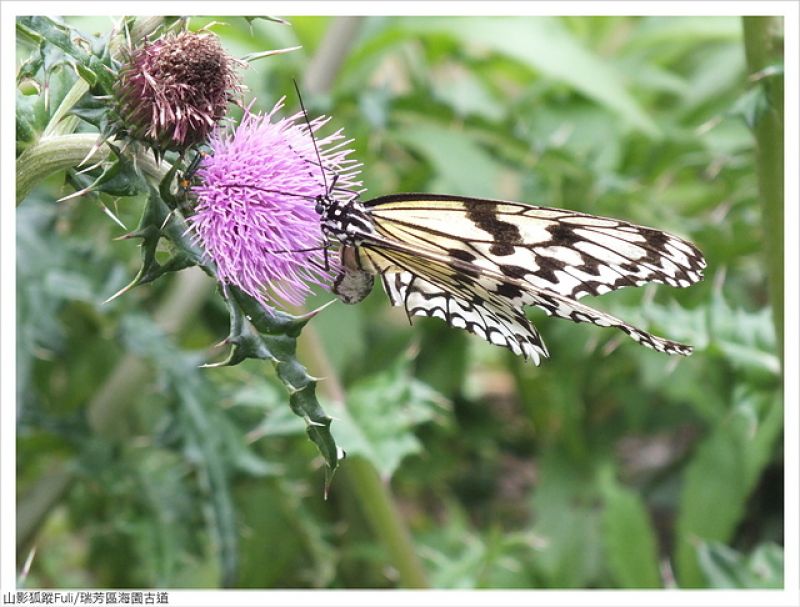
490 243 515 256
620 261 642 273
449 248 477 263
495 281 523 299
500 264 530 279
547 223 577 243
530 255 567 285
467 204 523 243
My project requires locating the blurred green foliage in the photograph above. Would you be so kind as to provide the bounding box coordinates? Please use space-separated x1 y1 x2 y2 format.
16 15 783 589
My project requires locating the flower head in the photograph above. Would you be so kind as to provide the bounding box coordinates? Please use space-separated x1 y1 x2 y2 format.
113 31 240 154
188 99 362 311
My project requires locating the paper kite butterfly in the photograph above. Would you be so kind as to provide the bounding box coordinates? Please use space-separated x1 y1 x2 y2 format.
297 89 705 365
322 191 705 365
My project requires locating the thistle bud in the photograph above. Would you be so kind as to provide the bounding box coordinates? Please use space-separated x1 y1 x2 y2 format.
113 31 240 155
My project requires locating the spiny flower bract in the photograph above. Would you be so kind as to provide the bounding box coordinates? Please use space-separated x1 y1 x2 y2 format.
188 99 362 311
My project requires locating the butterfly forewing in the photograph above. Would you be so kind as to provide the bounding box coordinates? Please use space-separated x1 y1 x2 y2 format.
365 193 706 302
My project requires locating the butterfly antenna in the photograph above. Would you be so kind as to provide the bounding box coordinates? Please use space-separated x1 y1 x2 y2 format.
293 78 329 195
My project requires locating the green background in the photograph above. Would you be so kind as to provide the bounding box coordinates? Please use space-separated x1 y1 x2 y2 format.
16 15 783 589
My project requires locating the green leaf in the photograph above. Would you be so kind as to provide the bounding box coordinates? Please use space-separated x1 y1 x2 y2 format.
708 293 779 380
17 16 91 64
16 91 39 149
696 541 783 588
626 16 742 49
67 149 148 198
398 17 659 136
419 502 540 588
217 288 342 479
118 314 262 587
16 16 118 94
107 187 198 299
620 291 780 386
530 453 604 587
236 479 336 588
391 122 504 198
329 356 448 480
599 467 662 588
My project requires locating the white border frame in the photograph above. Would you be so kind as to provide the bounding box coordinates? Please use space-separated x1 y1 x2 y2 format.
3 2 798 606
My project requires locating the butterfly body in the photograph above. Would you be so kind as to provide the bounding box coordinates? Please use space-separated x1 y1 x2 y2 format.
317 192 706 364
316 194 375 246
333 245 374 304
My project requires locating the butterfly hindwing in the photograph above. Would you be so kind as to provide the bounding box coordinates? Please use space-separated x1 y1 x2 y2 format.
381 270 548 363
354 233 694 360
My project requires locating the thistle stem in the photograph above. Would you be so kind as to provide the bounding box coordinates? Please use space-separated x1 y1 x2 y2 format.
15 133 163 205
742 17 784 366
298 327 430 588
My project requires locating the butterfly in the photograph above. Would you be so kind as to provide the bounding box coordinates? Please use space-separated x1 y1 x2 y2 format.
298 86 705 364
321 192 705 364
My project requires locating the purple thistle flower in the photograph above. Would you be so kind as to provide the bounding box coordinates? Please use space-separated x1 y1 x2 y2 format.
188 98 362 311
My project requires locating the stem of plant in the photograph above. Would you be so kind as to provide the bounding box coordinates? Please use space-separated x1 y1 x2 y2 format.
16 133 163 206
298 326 430 588
742 17 784 368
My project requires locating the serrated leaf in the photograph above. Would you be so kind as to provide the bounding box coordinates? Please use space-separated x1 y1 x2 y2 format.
618 292 779 382
69 94 110 130
117 313 291 586
329 357 448 480
109 186 203 301
214 287 341 476
708 293 779 379
67 149 148 198
231 286 323 337
17 16 118 98
17 16 91 63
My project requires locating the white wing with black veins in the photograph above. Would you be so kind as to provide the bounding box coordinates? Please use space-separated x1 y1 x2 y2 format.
381 270 548 363
330 193 705 363
365 193 706 301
